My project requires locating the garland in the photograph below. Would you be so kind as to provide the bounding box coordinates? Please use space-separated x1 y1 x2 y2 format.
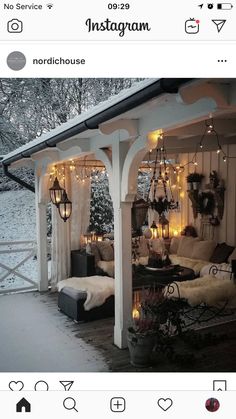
198 191 215 215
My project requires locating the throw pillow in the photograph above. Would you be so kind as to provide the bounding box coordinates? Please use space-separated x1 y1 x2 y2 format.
97 241 114 261
210 242 235 264
97 260 115 277
89 243 101 265
191 240 216 261
169 237 180 254
229 247 236 263
177 236 199 258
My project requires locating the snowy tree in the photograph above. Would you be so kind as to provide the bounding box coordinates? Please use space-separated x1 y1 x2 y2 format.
0 78 143 154
89 171 113 233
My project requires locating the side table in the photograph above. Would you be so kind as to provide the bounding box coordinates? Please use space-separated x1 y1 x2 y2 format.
71 250 95 277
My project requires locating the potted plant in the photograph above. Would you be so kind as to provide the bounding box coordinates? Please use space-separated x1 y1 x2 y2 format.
127 288 187 367
127 289 164 367
186 173 204 190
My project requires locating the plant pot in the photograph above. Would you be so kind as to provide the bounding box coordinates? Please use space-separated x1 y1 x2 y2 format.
187 182 192 191
127 330 156 367
192 182 200 190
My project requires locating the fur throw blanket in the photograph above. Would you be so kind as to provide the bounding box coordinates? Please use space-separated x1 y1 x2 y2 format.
167 275 236 307
57 276 114 311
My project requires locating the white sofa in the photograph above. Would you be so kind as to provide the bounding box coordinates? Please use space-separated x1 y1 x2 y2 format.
169 236 234 276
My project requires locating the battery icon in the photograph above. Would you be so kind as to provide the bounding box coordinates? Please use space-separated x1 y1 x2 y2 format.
217 3 233 9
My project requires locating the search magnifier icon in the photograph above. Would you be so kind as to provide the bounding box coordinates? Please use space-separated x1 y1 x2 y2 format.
63 397 78 412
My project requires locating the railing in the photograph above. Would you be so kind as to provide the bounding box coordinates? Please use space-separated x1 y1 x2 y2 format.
0 241 38 293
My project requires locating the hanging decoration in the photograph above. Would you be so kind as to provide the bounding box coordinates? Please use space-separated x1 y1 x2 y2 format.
49 177 64 207
186 170 225 224
48 159 108 223
145 134 184 239
49 165 73 222
148 135 182 215
183 118 227 168
58 190 73 222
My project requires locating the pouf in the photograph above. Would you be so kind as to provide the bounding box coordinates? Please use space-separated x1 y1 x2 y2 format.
58 286 114 322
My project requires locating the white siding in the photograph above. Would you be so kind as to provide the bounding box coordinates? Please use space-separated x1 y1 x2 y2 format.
179 145 236 246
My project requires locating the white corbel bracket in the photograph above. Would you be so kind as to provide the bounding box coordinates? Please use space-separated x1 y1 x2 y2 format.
99 119 139 138
178 81 230 109
121 135 149 202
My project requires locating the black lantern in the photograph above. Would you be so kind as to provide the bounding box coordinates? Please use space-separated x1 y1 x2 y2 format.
159 215 169 239
49 177 64 207
58 190 72 222
131 199 149 234
150 220 158 239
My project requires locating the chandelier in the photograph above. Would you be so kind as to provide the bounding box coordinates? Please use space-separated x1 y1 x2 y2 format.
148 136 182 216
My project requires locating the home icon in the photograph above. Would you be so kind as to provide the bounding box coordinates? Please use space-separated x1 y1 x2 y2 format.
16 398 31 413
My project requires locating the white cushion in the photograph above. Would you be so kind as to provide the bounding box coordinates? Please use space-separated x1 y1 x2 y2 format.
200 263 232 280
97 260 115 277
191 240 216 261
169 237 180 254
177 236 199 258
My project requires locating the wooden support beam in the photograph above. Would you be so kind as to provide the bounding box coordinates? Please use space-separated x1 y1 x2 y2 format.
112 141 133 349
35 174 49 292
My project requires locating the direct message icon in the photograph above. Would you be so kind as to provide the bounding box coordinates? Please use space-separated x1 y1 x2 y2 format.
157 398 173 411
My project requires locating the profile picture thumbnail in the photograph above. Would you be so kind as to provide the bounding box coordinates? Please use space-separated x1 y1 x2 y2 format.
205 398 220 412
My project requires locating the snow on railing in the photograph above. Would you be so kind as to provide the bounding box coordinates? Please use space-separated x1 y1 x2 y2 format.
0 240 38 293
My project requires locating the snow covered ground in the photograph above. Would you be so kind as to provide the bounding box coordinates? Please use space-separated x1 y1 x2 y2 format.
0 190 38 291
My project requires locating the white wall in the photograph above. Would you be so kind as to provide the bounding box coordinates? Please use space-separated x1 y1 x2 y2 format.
179 144 236 246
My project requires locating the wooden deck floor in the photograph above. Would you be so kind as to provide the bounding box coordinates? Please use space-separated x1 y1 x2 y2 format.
46 292 236 372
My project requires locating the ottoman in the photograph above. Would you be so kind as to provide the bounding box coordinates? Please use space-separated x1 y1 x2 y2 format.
58 286 114 322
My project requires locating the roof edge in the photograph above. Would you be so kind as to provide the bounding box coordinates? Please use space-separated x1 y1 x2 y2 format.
2 78 192 167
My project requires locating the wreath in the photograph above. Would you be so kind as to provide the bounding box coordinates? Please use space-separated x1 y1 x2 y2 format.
198 192 215 215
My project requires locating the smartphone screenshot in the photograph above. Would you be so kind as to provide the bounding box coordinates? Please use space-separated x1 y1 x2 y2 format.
0 0 236 417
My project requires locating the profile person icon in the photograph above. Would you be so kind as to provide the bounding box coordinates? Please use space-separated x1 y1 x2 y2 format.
205 398 220 412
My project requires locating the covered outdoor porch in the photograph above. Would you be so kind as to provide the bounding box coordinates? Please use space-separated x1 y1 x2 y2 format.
2 77 236 353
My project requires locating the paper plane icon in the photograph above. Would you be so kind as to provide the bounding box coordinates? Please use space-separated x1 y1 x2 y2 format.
59 381 74 391
212 19 226 32
198 4 204 8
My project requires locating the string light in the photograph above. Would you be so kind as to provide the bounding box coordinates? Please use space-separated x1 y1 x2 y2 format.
183 118 228 167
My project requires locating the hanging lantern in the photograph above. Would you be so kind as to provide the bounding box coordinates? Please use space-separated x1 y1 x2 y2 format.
150 220 158 239
49 177 64 207
58 190 72 222
159 215 169 239
131 199 149 234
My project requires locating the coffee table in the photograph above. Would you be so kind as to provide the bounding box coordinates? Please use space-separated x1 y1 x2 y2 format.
133 265 195 290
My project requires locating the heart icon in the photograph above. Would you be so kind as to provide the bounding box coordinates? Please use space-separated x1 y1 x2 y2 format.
9 381 24 391
157 398 173 411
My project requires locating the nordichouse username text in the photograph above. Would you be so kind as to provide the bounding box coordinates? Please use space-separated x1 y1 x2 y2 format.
85 18 151 37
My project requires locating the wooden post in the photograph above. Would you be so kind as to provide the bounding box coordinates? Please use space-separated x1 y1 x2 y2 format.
35 175 48 292
113 201 133 349
112 141 133 349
